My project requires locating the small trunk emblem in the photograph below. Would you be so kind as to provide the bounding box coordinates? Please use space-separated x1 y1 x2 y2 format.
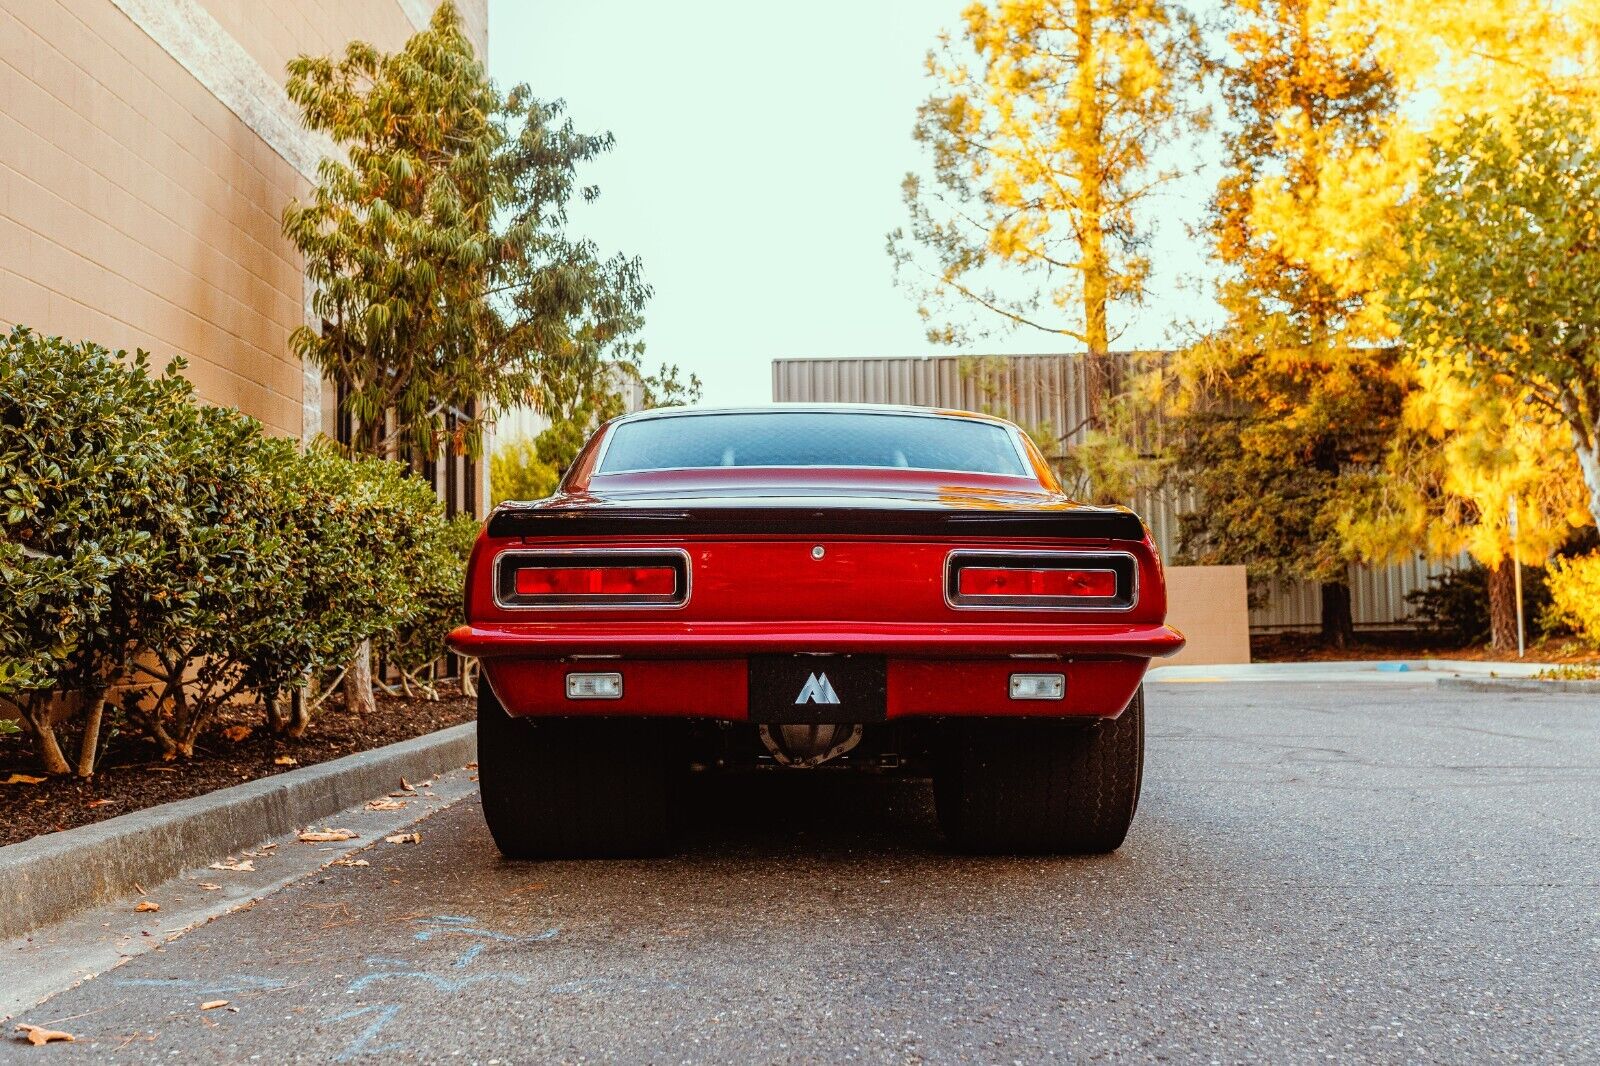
795 672 841 705
811 545 826 560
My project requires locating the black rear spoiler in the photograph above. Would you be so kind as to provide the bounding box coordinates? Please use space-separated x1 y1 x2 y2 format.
486 505 1146 542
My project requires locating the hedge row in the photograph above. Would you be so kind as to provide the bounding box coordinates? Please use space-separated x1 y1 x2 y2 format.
0 327 475 775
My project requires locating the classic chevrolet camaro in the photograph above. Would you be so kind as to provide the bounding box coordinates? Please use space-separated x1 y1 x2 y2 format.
449 405 1184 857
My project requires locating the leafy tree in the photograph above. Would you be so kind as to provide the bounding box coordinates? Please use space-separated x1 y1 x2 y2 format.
490 436 561 504
1226 5 1599 649
1162 315 1399 642
890 0 1205 416
283 2 633 460
1392 96 1600 536
284 2 646 712
1341 364 1591 650
1156 0 1400 644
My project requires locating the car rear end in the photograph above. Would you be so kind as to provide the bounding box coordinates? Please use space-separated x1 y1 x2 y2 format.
450 407 1184 858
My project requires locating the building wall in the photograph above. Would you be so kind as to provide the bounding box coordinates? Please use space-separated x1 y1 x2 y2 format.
0 0 488 456
773 353 1462 633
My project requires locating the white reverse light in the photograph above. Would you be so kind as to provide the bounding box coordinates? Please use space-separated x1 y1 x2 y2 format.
1009 673 1065 700
566 672 623 700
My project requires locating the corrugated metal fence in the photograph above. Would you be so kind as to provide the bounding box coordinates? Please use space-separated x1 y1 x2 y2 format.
772 353 1458 631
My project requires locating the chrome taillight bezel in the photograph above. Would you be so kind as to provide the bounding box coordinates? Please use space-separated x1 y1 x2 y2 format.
944 549 1138 611
494 548 691 610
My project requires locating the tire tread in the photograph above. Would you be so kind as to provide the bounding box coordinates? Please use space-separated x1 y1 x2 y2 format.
935 687 1144 854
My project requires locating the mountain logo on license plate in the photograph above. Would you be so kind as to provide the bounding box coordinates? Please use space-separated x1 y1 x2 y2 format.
749 655 887 723
795 672 841 705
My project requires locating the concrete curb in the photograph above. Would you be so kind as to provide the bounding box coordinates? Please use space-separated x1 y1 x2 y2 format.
1148 659 1561 683
1438 677 1600 695
0 722 476 941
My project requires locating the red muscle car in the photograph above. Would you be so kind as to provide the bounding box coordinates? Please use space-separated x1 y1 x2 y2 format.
449 405 1184 857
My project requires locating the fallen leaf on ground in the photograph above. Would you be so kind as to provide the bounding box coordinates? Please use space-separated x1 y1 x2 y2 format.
297 828 357 843
414 779 434 789
134 901 159 913
13 1024 74 1045
364 799 406 811
397 777 415 792
258 842 277 850
331 858 370 867
1 773 47 785
208 858 255 872
199 1000 229 1011
222 725 252 742
385 833 421 845
273 756 298 767
465 761 478 769
87 798 114 808
198 883 222 891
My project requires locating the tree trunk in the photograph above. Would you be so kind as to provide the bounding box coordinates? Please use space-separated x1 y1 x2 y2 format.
343 640 376 720
1319 581 1355 648
1572 428 1600 533
1073 0 1111 429
75 684 108 778
1487 561 1518 654
24 700 72 777
287 687 311 738
264 687 288 733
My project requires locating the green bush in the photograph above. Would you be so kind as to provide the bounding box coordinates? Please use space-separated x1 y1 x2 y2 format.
1404 563 1554 647
0 327 200 774
254 443 449 734
121 406 299 758
1543 554 1600 649
376 514 480 688
1 326 464 772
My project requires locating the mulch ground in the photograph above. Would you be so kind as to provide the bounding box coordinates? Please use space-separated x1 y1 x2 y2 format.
1252 632 1600 665
0 687 474 848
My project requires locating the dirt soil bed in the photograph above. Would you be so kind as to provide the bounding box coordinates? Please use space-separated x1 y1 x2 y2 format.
0 688 474 848
1252 632 1600 665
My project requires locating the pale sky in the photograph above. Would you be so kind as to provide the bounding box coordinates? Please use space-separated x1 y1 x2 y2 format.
488 1 1224 406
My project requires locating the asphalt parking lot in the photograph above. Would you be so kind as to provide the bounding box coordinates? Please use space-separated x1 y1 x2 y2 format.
9 679 1599 1063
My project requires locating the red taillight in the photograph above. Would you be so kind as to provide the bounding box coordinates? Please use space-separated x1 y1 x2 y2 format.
514 565 677 598
957 566 1117 599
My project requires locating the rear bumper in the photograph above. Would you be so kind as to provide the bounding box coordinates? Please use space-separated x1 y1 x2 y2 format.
450 622 1183 720
449 621 1185 659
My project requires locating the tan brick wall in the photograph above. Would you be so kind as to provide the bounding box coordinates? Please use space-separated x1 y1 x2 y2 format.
0 0 488 439
198 0 424 97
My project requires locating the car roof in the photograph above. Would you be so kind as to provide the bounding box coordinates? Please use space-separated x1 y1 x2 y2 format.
606 403 1021 429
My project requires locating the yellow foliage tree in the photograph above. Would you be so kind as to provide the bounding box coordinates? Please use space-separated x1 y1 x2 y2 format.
891 0 1206 415
1238 0 1600 649
1140 0 1401 645
1341 363 1592 648
1258 0 1600 304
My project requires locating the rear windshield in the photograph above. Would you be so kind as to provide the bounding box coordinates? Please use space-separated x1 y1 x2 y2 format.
598 412 1029 476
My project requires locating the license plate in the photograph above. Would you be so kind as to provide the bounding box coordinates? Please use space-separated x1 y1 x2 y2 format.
748 654 888 723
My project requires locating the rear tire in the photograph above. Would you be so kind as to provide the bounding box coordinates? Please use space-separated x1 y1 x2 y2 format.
477 685 681 859
934 686 1145 854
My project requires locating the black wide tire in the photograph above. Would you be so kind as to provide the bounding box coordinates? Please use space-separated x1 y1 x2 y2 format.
476 685 682 859
934 685 1145 855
